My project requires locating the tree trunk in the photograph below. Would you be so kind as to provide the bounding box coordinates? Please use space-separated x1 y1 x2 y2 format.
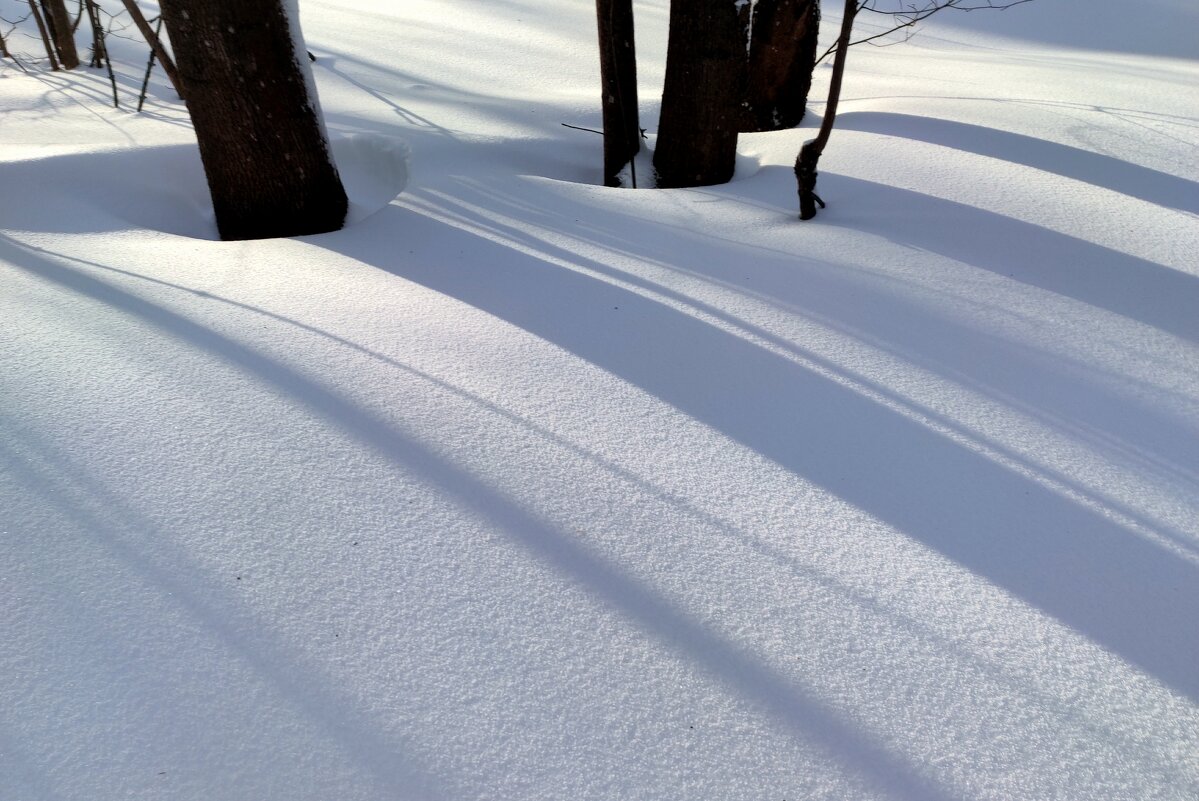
742 0 820 131
85 0 104 68
84 0 117 106
26 0 60 71
653 0 746 188
41 0 80 69
159 0 348 241
796 0 856 219
596 0 639 187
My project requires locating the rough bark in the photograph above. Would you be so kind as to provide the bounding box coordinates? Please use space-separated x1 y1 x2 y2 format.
41 0 80 69
596 0 639 187
654 0 746 188
742 0 820 131
159 0 348 241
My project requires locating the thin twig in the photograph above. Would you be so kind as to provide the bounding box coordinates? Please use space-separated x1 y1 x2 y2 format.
817 0 1036 64
562 122 605 136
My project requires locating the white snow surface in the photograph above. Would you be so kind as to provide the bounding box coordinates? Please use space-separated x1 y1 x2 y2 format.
2 1 1197 799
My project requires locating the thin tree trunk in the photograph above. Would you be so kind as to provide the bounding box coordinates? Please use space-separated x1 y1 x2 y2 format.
742 0 820 131
159 0 348 241
795 0 856 219
42 0 80 69
596 0 640 187
119 0 184 98
85 0 117 106
136 14 162 112
85 0 103 67
654 0 746 188
26 0 61 71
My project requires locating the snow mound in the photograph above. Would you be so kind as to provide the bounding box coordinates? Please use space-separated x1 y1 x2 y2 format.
0 145 215 239
0 134 407 240
333 133 410 225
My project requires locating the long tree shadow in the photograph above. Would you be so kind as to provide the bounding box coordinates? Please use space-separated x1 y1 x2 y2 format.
827 173 1199 343
719 166 1199 344
30 245 1189 769
836 111 1199 214
447 174 1199 500
2 237 959 801
0 408 448 796
320 199 1199 705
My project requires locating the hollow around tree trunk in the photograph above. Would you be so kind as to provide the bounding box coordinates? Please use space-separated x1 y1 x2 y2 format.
159 0 348 241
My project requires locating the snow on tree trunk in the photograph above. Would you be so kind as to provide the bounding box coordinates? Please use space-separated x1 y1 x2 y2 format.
654 0 746 188
159 0 348 241
596 0 640 187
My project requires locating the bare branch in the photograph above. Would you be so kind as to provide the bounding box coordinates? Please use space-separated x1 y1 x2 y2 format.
817 0 1037 64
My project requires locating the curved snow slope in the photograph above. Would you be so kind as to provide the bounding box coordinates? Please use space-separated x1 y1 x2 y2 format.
1 1 1197 800
0 135 406 239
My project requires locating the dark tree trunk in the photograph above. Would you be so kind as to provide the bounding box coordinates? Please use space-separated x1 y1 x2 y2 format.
596 0 639 187
41 0 80 69
159 0 348 241
85 0 104 68
742 0 820 131
653 0 746 188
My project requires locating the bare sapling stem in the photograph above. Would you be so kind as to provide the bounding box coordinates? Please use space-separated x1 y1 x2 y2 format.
795 0 857 220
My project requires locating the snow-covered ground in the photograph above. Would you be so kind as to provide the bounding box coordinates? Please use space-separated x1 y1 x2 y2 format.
2 1 1197 799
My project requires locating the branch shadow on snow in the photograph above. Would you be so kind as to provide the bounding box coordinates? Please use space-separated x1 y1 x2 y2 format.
817 172 1199 344
314 48 609 186
0 236 958 801
417 171 1199 517
317 180 1199 707
836 111 1199 215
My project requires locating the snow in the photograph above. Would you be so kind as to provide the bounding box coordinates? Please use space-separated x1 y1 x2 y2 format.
280 0 337 160
2 1 1197 799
